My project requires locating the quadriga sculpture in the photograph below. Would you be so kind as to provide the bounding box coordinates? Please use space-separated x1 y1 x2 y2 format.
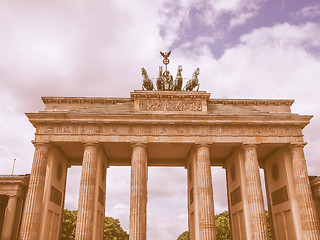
173 65 183 91
183 68 200 91
141 68 154 90
156 66 165 91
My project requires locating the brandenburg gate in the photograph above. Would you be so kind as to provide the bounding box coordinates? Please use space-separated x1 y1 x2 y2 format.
18 55 320 239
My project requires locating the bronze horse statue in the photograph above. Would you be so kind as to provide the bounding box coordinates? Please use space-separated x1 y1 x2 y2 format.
174 65 183 91
183 68 200 91
141 68 154 90
156 66 165 91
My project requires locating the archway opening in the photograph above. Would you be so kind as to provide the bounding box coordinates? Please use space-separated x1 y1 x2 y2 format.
147 167 188 240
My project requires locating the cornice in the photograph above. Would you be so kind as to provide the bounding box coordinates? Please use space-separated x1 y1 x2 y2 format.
41 96 293 106
208 99 294 107
25 112 312 128
42 97 131 105
131 90 211 99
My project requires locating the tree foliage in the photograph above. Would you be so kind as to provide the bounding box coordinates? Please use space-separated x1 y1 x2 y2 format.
60 209 129 240
60 209 77 240
177 210 273 240
177 231 189 240
265 210 272 239
215 211 231 240
103 216 129 240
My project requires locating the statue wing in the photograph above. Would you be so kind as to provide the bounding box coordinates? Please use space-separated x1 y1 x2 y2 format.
160 51 165 58
167 51 171 57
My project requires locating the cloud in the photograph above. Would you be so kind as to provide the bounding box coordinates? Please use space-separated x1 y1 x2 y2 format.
164 0 267 53
212 0 262 12
0 0 168 112
294 3 320 20
229 11 256 28
211 0 265 28
240 22 320 48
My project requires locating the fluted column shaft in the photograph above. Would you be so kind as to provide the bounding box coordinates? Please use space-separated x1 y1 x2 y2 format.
195 144 216 240
1 195 18 240
75 143 99 240
19 143 49 240
289 143 320 239
242 144 268 240
129 143 148 240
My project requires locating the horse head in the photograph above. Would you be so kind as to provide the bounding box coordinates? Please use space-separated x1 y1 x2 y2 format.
193 67 200 77
141 67 147 77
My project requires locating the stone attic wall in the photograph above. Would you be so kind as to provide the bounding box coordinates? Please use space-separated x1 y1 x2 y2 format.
41 97 294 116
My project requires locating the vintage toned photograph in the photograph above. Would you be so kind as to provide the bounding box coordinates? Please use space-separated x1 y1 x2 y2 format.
0 0 320 239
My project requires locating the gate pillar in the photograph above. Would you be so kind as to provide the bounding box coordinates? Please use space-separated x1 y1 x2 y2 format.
225 144 268 240
225 148 250 240
19 142 49 240
129 143 148 240
38 145 69 240
75 143 107 240
263 147 301 239
242 144 268 240
1 195 18 240
187 144 216 240
289 143 320 239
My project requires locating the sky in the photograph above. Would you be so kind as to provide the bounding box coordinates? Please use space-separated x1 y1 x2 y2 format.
1 0 320 239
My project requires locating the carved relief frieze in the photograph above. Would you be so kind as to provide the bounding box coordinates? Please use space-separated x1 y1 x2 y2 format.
37 123 302 138
138 99 202 112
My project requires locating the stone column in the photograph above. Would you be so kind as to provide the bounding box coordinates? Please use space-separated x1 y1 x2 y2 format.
75 143 99 240
19 142 49 240
242 144 268 240
289 143 320 239
129 143 148 240
195 144 216 240
1 195 18 240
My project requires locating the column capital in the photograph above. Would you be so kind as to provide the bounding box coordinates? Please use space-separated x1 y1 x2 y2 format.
82 142 101 148
130 142 148 149
6 194 20 198
194 142 212 149
31 141 50 147
289 142 307 149
241 142 259 149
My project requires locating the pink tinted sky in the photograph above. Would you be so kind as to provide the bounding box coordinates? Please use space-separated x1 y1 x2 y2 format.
1 0 320 239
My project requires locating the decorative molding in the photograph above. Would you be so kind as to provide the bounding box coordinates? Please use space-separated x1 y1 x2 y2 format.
230 186 241 206
42 97 130 105
138 99 202 112
36 123 303 138
210 99 294 107
50 186 62 206
271 186 289 206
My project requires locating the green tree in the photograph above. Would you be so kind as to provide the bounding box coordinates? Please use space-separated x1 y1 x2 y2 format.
215 211 231 240
177 231 189 240
177 210 273 240
103 216 129 240
266 210 272 239
60 209 77 240
60 209 128 240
